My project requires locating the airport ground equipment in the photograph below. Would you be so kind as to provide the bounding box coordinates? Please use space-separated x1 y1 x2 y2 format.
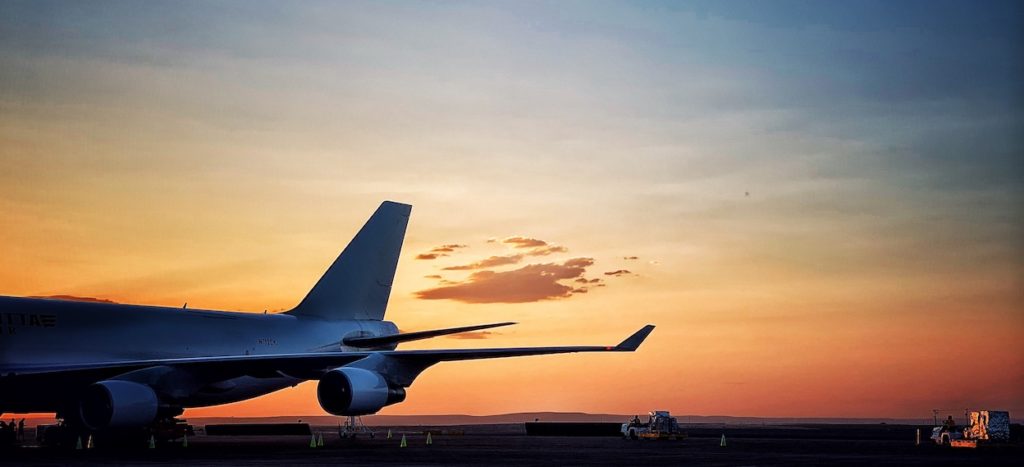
37 417 192 448
621 411 685 440
339 415 375 438
930 410 1010 448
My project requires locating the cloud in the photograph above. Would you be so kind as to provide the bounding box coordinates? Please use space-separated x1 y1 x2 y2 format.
526 244 568 256
30 295 118 304
624 256 639 260
431 244 468 253
447 331 498 340
416 244 467 259
443 254 524 270
564 258 594 268
574 277 603 284
424 274 443 279
603 269 633 276
503 236 549 248
415 258 595 303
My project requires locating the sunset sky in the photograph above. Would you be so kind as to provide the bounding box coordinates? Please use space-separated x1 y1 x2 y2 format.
1 1 1021 419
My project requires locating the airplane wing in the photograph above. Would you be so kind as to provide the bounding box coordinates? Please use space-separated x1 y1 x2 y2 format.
3 325 654 388
355 324 655 386
381 324 654 362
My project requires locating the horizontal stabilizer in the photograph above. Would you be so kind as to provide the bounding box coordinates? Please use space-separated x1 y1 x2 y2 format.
342 322 517 348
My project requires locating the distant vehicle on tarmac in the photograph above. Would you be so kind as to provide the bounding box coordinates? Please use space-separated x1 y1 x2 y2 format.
621 411 685 440
931 410 1010 448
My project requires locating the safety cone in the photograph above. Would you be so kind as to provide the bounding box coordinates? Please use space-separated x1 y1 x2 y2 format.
86 435 94 449
317 432 324 447
75 436 83 450
387 429 392 439
309 434 317 448
720 434 727 447
400 434 407 448
182 434 188 448
426 432 433 446
148 435 156 449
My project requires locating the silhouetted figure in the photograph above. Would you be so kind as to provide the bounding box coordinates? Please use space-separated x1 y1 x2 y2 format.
943 415 957 432
0 420 11 445
17 419 25 441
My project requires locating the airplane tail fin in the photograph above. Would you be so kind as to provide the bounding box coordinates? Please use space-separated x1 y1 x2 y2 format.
286 201 411 321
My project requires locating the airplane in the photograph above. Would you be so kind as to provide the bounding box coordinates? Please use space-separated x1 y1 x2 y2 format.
0 201 653 440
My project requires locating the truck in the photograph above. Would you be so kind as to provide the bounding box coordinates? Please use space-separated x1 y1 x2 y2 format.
621 411 685 440
930 410 1010 448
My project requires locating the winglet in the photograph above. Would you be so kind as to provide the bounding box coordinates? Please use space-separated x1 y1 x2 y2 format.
615 325 655 351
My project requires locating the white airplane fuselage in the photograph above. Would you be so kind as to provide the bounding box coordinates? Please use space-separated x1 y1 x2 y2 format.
0 296 397 412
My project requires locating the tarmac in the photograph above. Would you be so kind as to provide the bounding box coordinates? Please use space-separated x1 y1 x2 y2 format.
3 423 1022 466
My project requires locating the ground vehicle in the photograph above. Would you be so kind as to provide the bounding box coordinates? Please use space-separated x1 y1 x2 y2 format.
621 411 685 440
930 410 1010 448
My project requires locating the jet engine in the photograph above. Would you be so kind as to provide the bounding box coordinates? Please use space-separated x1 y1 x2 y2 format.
317 367 405 416
79 380 159 429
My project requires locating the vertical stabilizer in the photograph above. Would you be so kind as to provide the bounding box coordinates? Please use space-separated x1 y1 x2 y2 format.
287 201 411 321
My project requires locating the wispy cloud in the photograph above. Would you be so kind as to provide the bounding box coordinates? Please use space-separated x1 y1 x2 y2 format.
431 244 468 253
416 244 468 260
603 269 633 277
501 237 567 256
503 236 548 248
526 244 568 256
443 254 524 270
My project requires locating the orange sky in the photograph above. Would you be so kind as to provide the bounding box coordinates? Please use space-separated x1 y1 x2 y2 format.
1 1 1022 419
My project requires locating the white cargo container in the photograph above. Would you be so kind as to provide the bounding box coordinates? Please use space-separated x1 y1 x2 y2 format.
965 410 1010 442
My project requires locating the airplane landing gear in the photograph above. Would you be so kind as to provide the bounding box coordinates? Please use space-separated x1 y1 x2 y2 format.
339 415 374 439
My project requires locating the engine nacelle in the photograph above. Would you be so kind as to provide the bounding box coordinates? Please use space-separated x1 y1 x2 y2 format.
317 368 405 416
79 380 159 429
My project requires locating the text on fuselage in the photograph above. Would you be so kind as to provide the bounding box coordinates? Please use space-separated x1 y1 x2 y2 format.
2 313 57 335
